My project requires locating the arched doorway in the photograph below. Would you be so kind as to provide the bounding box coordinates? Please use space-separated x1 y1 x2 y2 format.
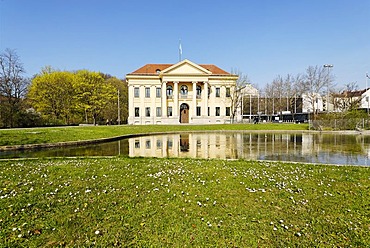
180 103 189 123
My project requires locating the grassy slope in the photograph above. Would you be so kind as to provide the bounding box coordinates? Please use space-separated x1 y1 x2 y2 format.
0 123 308 146
0 157 369 247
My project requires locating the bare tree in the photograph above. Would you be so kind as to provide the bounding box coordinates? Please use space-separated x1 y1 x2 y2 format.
300 65 333 119
0 49 29 127
229 69 251 123
333 82 363 112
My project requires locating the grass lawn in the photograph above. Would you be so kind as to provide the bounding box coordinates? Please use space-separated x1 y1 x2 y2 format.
0 123 309 147
0 157 369 247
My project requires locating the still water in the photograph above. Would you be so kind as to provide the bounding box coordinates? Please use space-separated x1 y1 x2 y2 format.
2 132 370 166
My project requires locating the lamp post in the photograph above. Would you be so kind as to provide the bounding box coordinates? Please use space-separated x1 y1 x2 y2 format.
366 72 370 114
323 64 333 113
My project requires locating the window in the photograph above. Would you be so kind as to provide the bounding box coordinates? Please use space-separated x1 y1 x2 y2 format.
216 87 220 97
208 87 211 98
167 106 173 117
226 107 231 116
145 140 151 149
208 107 210 116
156 87 161 98
166 85 173 97
196 106 201 116
156 107 162 117
226 87 231 97
196 85 202 98
156 139 162 149
215 107 220 116
134 140 140 148
180 85 188 96
134 107 140 117
145 87 150 98
145 107 150 117
134 87 139 98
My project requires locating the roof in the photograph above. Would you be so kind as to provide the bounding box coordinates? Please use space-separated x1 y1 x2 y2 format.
128 62 231 75
334 89 368 98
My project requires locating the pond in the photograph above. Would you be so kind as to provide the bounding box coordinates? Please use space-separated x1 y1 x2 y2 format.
2 131 370 166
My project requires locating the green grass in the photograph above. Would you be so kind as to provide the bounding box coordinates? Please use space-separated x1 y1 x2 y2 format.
0 157 369 247
0 123 308 146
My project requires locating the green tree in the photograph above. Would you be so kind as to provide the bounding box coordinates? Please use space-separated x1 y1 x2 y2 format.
101 75 128 124
28 69 76 124
74 70 116 125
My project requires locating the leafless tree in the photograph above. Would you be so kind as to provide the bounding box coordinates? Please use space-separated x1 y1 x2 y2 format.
0 49 29 127
333 82 362 112
300 65 333 118
229 69 251 122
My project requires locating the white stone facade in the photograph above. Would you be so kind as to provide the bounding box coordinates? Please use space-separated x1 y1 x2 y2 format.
126 60 238 125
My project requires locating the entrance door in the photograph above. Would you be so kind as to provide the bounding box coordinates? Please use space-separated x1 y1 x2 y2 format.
180 103 189 123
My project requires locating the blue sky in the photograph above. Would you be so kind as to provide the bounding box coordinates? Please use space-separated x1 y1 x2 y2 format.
1 0 369 90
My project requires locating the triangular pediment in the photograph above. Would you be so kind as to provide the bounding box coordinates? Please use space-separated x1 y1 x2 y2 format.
161 59 212 75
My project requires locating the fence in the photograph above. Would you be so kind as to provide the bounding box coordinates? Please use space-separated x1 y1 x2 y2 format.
309 118 370 131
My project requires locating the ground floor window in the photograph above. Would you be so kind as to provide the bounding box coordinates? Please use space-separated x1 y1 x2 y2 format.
156 107 162 117
215 107 220 116
226 107 231 116
196 106 201 116
145 107 150 117
135 107 139 117
167 106 173 117
208 107 210 116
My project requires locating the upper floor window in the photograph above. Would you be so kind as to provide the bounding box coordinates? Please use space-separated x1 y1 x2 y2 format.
166 85 173 97
226 87 231 97
145 87 150 98
156 87 161 98
216 87 220 97
134 87 140 98
180 85 188 96
196 85 202 98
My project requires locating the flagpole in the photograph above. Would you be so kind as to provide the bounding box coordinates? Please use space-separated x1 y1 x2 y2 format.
179 39 182 62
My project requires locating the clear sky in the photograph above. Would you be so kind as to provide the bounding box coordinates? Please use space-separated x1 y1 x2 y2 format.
1 0 369 90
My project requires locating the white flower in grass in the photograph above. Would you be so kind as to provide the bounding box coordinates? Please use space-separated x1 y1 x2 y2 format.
95 230 100 235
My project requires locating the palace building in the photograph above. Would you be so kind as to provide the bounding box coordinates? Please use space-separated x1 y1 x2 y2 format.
126 59 239 125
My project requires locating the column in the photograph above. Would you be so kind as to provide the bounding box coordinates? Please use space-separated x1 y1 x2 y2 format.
151 85 156 123
203 81 208 117
128 85 135 124
174 81 179 117
140 85 145 122
192 81 197 120
162 81 167 117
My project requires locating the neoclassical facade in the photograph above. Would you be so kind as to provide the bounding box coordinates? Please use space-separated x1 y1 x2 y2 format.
126 59 238 125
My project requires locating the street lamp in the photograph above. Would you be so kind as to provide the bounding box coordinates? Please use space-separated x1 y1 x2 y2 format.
366 72 370 114
323 64 333 113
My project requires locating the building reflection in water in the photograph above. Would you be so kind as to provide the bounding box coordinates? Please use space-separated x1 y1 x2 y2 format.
128 132 370 165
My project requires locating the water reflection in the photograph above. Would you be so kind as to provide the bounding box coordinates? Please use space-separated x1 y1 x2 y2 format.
1 132 370 166
128 132 370 166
